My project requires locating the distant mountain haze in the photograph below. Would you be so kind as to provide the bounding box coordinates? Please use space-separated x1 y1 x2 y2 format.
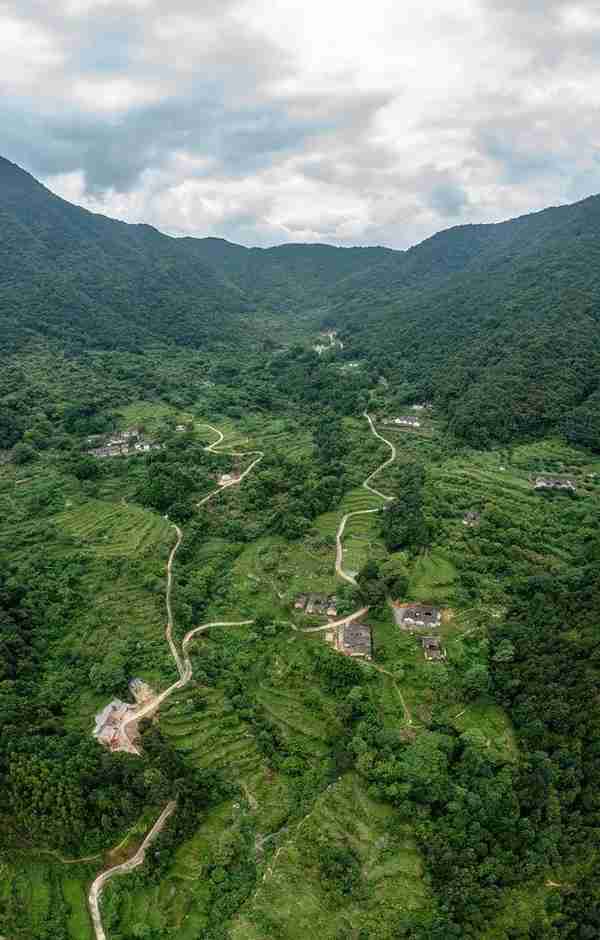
1 154 599 449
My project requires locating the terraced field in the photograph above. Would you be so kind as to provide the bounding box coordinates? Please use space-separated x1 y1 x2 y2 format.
54 498 171 560
429 449 598 568
231 773 428 939
0 859 94 940
160 685 263 778
255 681 341 757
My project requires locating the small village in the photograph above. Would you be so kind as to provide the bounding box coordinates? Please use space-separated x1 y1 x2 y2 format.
392 602 447 661
86 426 163 459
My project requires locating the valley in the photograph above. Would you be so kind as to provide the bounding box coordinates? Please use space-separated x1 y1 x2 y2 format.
1 159 600 939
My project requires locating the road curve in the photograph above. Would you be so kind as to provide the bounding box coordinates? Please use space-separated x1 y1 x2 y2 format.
362 412 396 501
291 606 369 633
196 422 264 507
335 413 396 585
88 801 177 940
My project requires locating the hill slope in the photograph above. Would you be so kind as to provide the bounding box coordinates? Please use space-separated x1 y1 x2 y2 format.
2 154 600 447
324 197 600 447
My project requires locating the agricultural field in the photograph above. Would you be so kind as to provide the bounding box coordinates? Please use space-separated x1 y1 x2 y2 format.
0 858 95 940
231 773 429 940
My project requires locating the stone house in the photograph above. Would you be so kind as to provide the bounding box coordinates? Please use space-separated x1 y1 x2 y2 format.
421 636 446 661
340 622 372 659
394 604 442 630
534 476 577 492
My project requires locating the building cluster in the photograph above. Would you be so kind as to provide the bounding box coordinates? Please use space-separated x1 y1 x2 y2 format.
385 415 422 428
92 699 138 753
86 427 162 459
92 679 155 753
294 593 338 618
393 603 446 661
534 476 577 492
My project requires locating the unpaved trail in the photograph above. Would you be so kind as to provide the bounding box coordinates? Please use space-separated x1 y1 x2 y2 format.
88 801 177 940
369 663 413 725
335 412 396 585
196 422 264 507
291 606 369 633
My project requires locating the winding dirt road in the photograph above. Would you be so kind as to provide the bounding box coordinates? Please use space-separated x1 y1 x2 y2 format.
88 801 177 940
196 423 264 507
335 412 396 585
89 421 261 940
88 415 402 938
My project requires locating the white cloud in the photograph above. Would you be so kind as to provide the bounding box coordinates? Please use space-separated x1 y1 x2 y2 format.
2 0 600 247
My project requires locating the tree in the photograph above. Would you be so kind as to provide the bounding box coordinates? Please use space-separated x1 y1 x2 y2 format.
380 461 429 552
12 442 36 464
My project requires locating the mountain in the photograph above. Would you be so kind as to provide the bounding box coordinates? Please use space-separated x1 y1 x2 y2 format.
0 156 392 354
323 198 600 448
1 154 600 449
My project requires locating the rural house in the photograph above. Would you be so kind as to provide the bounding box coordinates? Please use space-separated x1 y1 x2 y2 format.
534 476 577 492
421 636 446 661
294 594 338 618
387 415 421 428
340 622 372 659
463 510 481 526
394 603 442 629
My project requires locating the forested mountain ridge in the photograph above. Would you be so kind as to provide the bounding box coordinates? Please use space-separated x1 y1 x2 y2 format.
2 153 600 448
0 156 252 354
325 197 600 448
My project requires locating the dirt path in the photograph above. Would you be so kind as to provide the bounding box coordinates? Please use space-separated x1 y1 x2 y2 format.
88 801 177 940
335 412 396 585
362 412 397 501
196 422 264 508
291 606 369 633
369 663 413 725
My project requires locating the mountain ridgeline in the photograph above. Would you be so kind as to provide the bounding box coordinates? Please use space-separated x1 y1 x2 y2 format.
1 154 600 449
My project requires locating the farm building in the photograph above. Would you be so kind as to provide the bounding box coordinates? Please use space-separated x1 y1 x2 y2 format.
534 476 576 492
421 636 446 661
294 594 338 618
340 622 372 659
389 415 421 428
394 604 442 630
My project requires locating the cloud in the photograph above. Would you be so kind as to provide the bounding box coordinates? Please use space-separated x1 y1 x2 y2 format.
1 0 600 247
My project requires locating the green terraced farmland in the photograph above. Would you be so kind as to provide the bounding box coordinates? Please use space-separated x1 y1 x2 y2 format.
231 773 429 940
160 686 263 777
55 498 171 560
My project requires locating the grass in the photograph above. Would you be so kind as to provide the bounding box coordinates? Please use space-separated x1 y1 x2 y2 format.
406 549 457 604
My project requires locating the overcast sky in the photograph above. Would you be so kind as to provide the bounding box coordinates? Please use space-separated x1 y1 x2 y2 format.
2 0 600 247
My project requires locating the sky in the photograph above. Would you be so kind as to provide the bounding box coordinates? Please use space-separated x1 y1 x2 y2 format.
2 0 600 248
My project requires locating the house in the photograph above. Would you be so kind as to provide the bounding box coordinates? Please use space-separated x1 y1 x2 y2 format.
534 476 577 492
389 415 421 428
175 424 186 432
421 636 446 661
394 604 442 630
340 622 372 659
463 510 481 527
218 472 240 486
293 594 338 618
